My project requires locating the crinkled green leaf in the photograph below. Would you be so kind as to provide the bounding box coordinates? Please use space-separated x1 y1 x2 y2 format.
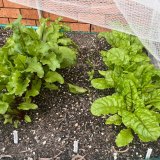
58 38 73 46
122 108 160 142
121 79 140 111
101 48 130 67
45 71 64 84
98 31 143 53
105 114 122 125
116 129 134 147
0 101 9 114
23 28 39 40
91 95 125 116
7 71 30 96
91 78 111 90
14 54 27 70
68 83 87 94
2 94 15 104
99 70 114 87
26 57 44 78
40 53 60 71
25 78 42 98
18 103 38 110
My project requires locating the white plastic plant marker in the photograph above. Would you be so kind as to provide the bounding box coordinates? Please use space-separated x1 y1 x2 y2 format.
113 152 118 160
73 140 79 153
13 130 18 144
145 148 153 159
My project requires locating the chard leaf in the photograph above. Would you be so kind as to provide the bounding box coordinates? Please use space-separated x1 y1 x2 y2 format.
122 108 160 142
116 129 134 147
91 78 111 90
101 48 130 67
105 114 122 125
91 95 125 116
0 102 9 114
121 79 140 111
100 70 114 87
26 57 44 78
18 103 38 110
45 71 64 84
45 82 59 90
131 54 150 63
68 83 87 94
40 53 60 71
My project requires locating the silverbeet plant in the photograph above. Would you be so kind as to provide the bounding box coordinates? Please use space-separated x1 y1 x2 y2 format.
90 31 160 147
0 16 77 127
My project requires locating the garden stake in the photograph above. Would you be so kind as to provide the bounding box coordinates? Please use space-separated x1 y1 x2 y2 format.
145 148 153 159
73 140 79 153
13 130 18 144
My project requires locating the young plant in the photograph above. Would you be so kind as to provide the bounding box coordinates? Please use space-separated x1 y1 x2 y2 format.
90 31 160 147
0 16 77 127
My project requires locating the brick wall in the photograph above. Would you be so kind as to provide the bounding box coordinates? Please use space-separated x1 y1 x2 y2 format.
0 0 110 32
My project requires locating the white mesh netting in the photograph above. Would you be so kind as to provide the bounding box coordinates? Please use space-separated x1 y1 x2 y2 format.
9 0 160 67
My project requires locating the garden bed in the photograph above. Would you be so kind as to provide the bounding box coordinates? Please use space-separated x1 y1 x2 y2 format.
0 29 159 160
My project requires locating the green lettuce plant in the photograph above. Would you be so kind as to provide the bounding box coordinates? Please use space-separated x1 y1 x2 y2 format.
0 16 77 127
91 31 160 147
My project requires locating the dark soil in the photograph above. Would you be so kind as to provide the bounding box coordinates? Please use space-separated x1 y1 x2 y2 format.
0 29 159 160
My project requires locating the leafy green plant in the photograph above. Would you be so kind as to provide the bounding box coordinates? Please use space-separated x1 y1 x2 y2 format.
90 31 160 147
68 83 87 94
0 16 77 127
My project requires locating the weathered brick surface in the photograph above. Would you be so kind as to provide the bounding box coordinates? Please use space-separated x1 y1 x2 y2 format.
0 0 3 7
0 0 111 33
0 8 20 18
42 11 77 22
91 25 111 32
0 17 8 24
21 9 39 19
66 23 90 32
9 18 36 26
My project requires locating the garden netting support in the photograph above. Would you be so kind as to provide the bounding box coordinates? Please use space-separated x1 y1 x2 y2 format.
9 0 160 67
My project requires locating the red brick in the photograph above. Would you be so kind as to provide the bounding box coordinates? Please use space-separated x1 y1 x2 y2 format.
0 8 20 18
0 0 3 7
3 0 29 8
42 11 77 22
0 17 9 24
9 18 36 26
91 25 111 32
66 23 90 32
21 9 39 19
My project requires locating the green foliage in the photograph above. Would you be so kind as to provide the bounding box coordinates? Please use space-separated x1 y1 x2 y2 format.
116 129 133 147
91 31 160 147
0 15 77 126
68 83 87 94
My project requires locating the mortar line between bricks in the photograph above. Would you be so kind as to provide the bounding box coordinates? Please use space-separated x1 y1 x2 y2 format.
2 0 4 7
